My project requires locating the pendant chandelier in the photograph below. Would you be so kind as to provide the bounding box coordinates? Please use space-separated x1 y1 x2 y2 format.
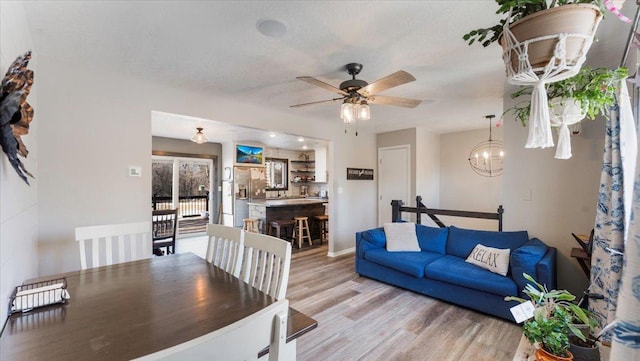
468 115 504 177
191 127 208 144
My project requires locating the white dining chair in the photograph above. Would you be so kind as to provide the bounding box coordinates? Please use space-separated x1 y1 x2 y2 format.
135 299 289 361
240 231 292 300
205 224 244 277
75 221 152 270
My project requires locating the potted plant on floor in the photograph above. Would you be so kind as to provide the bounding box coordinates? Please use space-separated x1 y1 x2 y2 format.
506 273 595 361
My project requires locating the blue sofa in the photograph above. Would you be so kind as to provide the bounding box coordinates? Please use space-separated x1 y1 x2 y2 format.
355 224 556 321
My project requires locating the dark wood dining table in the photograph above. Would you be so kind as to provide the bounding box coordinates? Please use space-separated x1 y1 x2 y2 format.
0 253 316 360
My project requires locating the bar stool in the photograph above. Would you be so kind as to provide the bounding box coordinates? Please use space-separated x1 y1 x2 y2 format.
268 219 295 241
242 218 260 233
313 214 329 245
292 216 312 249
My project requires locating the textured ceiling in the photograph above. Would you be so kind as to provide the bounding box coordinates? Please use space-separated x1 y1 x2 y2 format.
21 1 635 149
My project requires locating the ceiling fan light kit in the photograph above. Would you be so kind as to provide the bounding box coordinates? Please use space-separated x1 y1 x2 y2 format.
191 127 208 144
292 62 421 134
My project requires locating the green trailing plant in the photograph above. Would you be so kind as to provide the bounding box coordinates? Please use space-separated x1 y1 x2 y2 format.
505 66 627 126
463 0 606 47
505 273 598 357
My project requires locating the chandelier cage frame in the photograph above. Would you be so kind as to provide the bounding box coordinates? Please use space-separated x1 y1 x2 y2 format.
468 115 504 177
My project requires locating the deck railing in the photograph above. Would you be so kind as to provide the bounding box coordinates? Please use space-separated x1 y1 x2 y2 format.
152 194 209 218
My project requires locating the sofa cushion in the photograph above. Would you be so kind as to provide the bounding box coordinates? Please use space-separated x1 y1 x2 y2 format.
511 238 549 289
465 244 510 276
416 225 448 254
365 249 444 278
384 222 420 252
425 255 518 297
446 226 529 259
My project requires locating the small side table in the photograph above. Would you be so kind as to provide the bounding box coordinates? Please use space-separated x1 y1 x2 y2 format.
570 247 591 278
512 335 611 361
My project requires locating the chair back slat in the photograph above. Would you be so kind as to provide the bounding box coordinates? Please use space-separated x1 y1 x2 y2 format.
75 222 152 270
206 224 244 277
240 231 291 300
152 209 178 255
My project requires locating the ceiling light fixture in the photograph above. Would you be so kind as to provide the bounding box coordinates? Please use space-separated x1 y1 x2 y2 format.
340 98 370 136
468 115 503 177
269 133 277 138
297 137 304 142
191 127 208 144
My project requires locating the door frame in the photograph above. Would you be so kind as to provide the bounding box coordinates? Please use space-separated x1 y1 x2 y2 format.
152 151 218 231
377 144 411 226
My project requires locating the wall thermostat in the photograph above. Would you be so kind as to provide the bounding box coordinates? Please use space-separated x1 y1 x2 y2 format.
128 166 142 177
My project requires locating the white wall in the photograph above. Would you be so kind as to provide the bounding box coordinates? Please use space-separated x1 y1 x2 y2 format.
502 83 604 295
35 57 376 275
0 1 39 322
439 128 504 230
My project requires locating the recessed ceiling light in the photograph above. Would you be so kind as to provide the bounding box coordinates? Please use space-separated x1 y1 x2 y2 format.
302 145 308 150
298 137 304 142
256 19 287 38
269 133 276 138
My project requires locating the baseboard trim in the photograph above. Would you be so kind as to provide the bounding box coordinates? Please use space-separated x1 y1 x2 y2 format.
328 247 355 257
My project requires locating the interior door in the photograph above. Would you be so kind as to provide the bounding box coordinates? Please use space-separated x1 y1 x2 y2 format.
378 145 410 226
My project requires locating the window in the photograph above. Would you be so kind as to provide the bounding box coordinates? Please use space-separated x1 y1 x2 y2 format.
265 158 288 190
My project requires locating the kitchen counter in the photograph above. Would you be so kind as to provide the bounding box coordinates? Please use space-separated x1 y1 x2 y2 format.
248 199 327 238
251 198 328 207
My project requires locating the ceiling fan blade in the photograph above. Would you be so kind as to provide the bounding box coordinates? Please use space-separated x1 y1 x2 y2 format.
366 95 422 108
358 71 416 97
290 97 344 108
297 76 349 96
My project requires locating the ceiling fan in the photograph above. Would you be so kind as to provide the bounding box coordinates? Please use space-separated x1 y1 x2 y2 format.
290 63 422 111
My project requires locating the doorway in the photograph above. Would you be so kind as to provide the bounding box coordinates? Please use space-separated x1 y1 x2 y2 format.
378 145 410 226
152 154 216 236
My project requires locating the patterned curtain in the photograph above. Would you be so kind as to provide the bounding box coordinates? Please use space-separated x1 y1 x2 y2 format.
611 138 640 361
609 81 640 358
589 80 637 343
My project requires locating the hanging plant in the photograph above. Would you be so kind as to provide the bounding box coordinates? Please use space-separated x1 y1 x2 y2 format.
506 66 628 126
462 1 629 48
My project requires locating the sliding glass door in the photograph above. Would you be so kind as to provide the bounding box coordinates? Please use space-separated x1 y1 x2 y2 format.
152 156 214 236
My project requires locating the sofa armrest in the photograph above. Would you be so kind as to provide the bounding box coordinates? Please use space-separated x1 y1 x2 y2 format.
536 246 557 291
356 228 386 258
510 238 556 298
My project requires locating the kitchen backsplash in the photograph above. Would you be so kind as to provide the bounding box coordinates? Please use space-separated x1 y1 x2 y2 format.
264 148 328 199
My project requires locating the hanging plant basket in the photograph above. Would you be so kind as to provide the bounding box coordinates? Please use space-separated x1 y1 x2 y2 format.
499 4 602 149
549 97 586 160
500 4 603 79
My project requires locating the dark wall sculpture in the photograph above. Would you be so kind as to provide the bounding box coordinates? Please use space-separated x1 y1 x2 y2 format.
0 51 34 185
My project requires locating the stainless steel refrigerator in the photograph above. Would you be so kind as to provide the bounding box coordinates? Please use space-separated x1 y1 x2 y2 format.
233 167 266 227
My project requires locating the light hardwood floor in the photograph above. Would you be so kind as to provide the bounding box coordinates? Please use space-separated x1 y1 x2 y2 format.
177 235 522 360
288 245 522 361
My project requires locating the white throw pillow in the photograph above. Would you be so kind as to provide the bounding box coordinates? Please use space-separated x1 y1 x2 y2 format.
384 222 420 252
465 244 510 276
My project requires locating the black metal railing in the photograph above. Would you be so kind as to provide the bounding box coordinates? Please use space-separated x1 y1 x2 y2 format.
152 194 209 218
391 196 504 231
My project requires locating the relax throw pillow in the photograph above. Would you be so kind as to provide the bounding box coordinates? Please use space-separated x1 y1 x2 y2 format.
384 222 420 252
465 244 510 276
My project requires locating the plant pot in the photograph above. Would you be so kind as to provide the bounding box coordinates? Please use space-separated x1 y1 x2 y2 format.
535 347 574 361
499 4 602 73
569 335 600 361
